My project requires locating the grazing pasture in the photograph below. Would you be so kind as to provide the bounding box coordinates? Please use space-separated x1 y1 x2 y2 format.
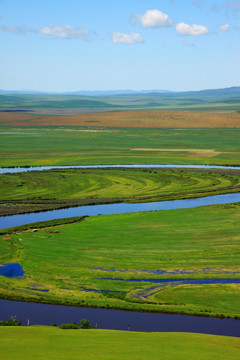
0 203 239 318
1 109 240 128
0 127 239 167
0 167 239 215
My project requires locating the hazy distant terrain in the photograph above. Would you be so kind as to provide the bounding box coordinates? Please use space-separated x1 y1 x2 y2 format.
0 86 239 113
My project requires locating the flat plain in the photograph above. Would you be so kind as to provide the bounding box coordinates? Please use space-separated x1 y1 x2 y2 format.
0 127 240 166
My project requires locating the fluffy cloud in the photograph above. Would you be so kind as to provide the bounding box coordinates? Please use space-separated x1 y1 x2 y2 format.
132 9 173 28
110 32 144 44
219 24 230 31
38 24 90 40
176 22 210 36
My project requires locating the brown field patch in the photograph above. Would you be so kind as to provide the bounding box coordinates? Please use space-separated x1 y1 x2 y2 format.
0 110 240 128
62 129 120 132
131 148 222 157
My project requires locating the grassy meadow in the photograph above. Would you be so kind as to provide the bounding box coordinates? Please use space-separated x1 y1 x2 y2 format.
0 167 239 215
1 327 240 360
0 91 239 167
0 127 240 167
0 203 239 318
0 92 240 354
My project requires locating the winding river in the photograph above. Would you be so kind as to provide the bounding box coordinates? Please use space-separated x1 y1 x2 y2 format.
0 164 240 336
0 164 240 173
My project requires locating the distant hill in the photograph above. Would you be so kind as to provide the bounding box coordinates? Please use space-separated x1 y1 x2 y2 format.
173 86 240 98
0 86 239 112
0 86 239 97
68 90 172 96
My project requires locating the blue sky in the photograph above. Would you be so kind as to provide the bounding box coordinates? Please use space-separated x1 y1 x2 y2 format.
0 0 239 92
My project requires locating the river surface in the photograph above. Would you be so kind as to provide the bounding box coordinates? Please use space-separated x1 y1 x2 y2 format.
0 299 239 336
0 164 240 335
0 164 240 173
1 192 240 230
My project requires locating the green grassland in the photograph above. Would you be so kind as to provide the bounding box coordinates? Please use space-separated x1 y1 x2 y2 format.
0 127 240 167
1 327 240 360
1 167 240 215
0 203 239 318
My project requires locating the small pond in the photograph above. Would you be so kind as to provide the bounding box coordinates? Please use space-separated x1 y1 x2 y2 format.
0 263 24 278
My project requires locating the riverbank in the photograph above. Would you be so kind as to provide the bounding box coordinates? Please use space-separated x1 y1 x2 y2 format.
1 167 240 216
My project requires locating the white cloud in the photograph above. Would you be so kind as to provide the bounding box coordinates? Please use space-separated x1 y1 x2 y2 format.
132 9 173 28
110 32 144 44
38 24 90 40
176 22 210 36
219 24 231 31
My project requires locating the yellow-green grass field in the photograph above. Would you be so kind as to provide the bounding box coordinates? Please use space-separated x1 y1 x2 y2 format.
1 203 239 318
1 167 239 215
1 327 240 360
0 127 240 167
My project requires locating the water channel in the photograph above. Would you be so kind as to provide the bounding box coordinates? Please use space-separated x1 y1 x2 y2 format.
0 164 240 336
0 299 239 336
0 164 240 174
1 192 240 230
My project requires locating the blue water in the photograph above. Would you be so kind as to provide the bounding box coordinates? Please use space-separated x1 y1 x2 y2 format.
0 299 239 336
0 263 24 278
0 164 240 334
93 267 240 275
29 288 49 292
1 192 240 230
0 164 240 174
79 287 124 294
99 278 240 285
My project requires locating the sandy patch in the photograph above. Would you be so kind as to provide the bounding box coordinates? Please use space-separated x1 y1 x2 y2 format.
62 129 119 133
131 148 222 157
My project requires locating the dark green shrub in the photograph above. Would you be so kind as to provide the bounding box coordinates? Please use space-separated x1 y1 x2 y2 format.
60 323 80 329
0 316 22 326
